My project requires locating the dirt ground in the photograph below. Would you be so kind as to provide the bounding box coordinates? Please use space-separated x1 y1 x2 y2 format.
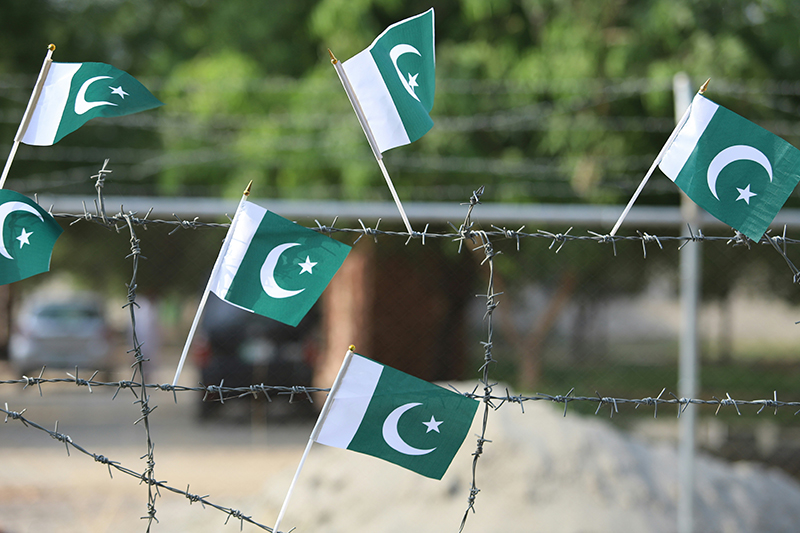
0 447 303 533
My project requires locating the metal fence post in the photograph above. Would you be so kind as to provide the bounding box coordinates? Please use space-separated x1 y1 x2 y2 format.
674 72 700 533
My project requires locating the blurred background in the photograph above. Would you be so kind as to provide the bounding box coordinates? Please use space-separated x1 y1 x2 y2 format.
4 1 800 531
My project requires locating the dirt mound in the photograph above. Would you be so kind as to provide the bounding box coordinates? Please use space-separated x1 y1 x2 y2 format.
263 393 800 533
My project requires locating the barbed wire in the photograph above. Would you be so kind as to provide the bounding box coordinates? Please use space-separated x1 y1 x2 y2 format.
469 389 800 418
52 209 800 256
4 371 800 418
458 186 500 532
39 181 800 286
121 199 161 530
43 191 800 252
6 160 800 532
0 368 328 403
0 401 274 531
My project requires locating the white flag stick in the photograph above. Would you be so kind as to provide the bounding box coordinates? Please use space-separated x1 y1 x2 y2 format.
1 44 56 189
171 289 210 387
610 105 691 236
329 49 414 235
273 347 355 533
171 182 252 386
377 158 414 232
609 79 710 237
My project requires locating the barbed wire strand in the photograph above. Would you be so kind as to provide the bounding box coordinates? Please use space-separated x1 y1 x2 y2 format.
1 372 329 399
458 186 499 533
119 205 161 530
0 402 273 531
7 372 800 416
51 209 800 288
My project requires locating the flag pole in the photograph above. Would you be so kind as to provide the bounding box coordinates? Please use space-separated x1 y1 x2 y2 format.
171 181 253 386
0 44 56 189
273 346 356 533
609 79 710 236
329 49 414 236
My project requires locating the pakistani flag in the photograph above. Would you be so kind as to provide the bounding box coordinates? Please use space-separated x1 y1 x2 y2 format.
314 352 479 480
659 94 800 241
0 190 63 285
342 8 435 153
21 62 163 146
208 201 351 327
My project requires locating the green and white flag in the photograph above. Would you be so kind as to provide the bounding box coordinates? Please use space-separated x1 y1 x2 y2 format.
659 94 800 241
314 352 479 480
208 201 351 327
342 8 435 153
21 62 163 146
0 190 63 285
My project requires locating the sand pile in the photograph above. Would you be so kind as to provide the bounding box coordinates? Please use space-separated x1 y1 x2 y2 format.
261 392 800 533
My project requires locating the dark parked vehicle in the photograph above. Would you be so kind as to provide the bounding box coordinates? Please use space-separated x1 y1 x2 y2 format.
194 293 318 421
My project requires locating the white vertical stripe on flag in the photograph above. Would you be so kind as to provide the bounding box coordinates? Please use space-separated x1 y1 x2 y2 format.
658 95 719 182
314 354 384 449
343 51 409 153
21 63 81 146
208 201 266 298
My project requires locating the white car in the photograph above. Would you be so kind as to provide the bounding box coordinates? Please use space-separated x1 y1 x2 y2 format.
9 295 113 376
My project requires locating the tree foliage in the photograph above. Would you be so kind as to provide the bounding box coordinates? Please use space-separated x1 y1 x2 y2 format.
3 0 800 203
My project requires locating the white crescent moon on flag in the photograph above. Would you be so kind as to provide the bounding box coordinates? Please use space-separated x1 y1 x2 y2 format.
707 145 773 200
382 402 436 456
260 242 305 299
389 44 422 102
0 202 43 260
75 76 118 115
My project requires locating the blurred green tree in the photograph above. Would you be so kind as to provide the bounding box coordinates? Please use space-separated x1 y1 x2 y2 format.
3 0 800 203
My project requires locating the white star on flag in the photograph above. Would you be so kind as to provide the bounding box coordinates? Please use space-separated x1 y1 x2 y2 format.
298 256 317 274
736 184 757 205
423 415 443 433
16 228 33 248
109 85 129 99
408 73 419 91
0 190 63 286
